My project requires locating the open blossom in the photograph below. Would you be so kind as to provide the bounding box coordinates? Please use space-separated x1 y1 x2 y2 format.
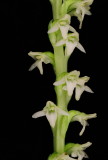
72 112 97 136
65 142 92 160
55 32 85 56
32 101 68 128
28 51 54 74
72 0 94 28
48 14 76 39
53 70 93 100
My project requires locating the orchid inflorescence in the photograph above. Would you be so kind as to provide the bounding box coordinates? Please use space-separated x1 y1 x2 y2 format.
28 0 96 160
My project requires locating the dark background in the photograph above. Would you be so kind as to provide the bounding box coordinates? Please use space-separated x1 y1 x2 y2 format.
0 1 107 160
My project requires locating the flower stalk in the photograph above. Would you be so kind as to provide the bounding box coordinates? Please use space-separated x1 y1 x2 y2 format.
29 0 97 159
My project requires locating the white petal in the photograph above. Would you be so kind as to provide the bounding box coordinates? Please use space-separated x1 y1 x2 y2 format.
77 42 86 53
65 41 77 56
46 112 57 128
32 111 45 118
81 142 92 149
77 76 90 85
28 52 42 57
36 60 43 74
71 152 78 158
67 81 76 96
28 51 42 59
84 86 94 93
53 78 65 86
86 10 92 15
85 113 97 120
77 151 85 160
69 26 76 33
56 107 69 116
48 23 59 33
29 61 37 71
29 60 43 74
79 121 88 136
55 39 66 46
60 25 70 39
75 86 85 101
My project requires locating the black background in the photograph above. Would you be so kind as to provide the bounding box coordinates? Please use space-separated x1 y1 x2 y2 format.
0 1 107 160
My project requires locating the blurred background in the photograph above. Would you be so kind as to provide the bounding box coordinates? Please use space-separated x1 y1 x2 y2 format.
0 1 107 160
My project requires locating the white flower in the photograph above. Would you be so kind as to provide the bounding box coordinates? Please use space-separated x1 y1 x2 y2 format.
57 154 74 160
55 32 85 56
73 0 94 28
72 112 97 136
75 76 93 101
48 14 76 39
28 51 54 74
54 70 80 96
53 71 93 100
32 101 68 128
65 142 92 160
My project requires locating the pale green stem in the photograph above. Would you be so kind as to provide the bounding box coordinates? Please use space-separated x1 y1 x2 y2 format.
52 0 62 20
53 43 67 153
51 0 69 154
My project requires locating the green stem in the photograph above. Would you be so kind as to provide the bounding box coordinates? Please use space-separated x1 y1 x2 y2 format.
53 43 67 153
51 0 68 154
52 0 62 20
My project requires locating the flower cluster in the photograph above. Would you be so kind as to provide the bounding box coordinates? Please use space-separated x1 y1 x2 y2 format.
48 14 85 56
61 0 94 28
54 70 93 100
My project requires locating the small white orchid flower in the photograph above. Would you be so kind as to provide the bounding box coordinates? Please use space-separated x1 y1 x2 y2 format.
56 32 85 56
48 14 76 39
28 51 54 74
32 101 68 128
54 70 80 96
72 112 97 136
65 142 92 160
54 71 93 100
75 76 93 101
73 0 94 28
